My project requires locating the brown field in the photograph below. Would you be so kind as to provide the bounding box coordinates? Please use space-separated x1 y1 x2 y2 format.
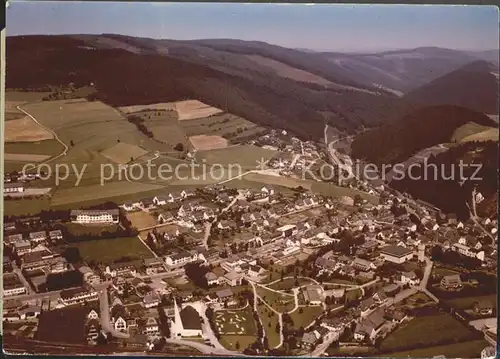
461 127 499 143
4 153 51 162
189 135 229 151
246 55 333 86
5 116 54 142
100 142 149 164
451 122 496 143
175 100 224 121
118 103 176 114
126 211 157 229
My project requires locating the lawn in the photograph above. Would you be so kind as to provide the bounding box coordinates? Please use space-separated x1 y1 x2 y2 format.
432 266 460 278
289 306 323 329
126 211 157 230
257 300 280 348
214 307 256 336
219 335 257 352
381 340 489 358
256 286 295 313
447 294 497 310
268 277 314 291
70 236 154 264
195 145 277 170
380 313 476 351
4 198 51 217
134 110 189 151
64 223 119 236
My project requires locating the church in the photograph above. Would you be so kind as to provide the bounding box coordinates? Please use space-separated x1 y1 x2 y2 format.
170 299 203 337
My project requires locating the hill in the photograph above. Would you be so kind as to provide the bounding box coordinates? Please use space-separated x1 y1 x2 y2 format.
350 105 497 165
7 34 423 141
404 60 499 114
314 47 493 94
390 140 498 219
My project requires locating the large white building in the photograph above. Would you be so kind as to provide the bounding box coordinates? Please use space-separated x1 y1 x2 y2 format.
4 182 25 194
170 300 203 337
3 273 27 297
70 209 119 224
59 287 98 306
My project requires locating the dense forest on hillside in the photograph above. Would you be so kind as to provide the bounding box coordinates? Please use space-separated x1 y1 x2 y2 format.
405 60 499 114
390 140 498 219
351 105 497 165
6 35 416 140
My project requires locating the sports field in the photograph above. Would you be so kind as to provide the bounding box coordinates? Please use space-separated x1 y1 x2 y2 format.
71 236 154 264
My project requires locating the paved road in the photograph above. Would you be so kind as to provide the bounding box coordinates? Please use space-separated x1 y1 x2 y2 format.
96 286 130 339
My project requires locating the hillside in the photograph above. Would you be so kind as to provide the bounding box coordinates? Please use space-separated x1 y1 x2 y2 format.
350 105 497 165
315 47 494 94
6 34 419 141
404 60 499 114
390 140 498 219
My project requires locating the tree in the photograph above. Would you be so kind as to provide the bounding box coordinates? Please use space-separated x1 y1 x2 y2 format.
299 307 304 314
235 341 240 350
275 322 281 333
96 332 108 345
70 140 75 146
174 143 184 151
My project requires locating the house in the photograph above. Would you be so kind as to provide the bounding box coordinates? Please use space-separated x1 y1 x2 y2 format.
481 346 496 359
384 308 407 323
300 331 318 349
451 243 485 262
114 316 128 332
352 257 375 272
165 251 197 267
473 300 494 316
373 290 388 304
70 209 119 224
144 258 166 275
48 230 63 241
122 202 136 211
143 316 160 337
3 273 27 297
5 233 23 245
303 285 324 305
28 231 47 244
143 293 160 309
79 266 101 285
4 182 25 194
205 272 220 286
87 309 99 320
277 224 297 237
440 274 463 290
153 195 169 206
216 289 236 305
354 308 386 342
86 318 101 344
379 245 414 264
13 240 32 256
105 262 138 278
157 211 175 224
360 297 375 316
247 265 267 279
4 222 17 231
139 198 156 210
223 271 243 287
400 271 420 286
60 287 98 306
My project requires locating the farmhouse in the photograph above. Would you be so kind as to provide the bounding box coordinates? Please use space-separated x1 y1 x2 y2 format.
473 300 494 316
400 271 420 286
352 257 375 272
13 240 32 256
204 272 220 286
379 245 414 264
79 266 101 285
223 271 243 287
4 182 25 194
49 230 64 241
70 209 119 224
5 233 23 245
354 308 386 342
29 231 47 244
105 262 138 277
144 257 166 275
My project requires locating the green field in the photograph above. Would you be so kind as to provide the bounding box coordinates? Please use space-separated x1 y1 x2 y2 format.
311 182 379 204
195 145 277 170
70 236 153 264
381 340 489 358
180 112 265 142
214 307 257 336
257 286 295 313
257 301 281 348
451 122 494 143
5 90 52 102
268 278 314 291
64 223 119 236
219 335 257 352
380 313 476 351
4 139 65 156
135 110 190 150
289 306 323 329
446 294 497 310
4 198 51 217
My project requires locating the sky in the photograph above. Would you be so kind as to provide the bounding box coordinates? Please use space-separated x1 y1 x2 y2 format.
6 2 500 52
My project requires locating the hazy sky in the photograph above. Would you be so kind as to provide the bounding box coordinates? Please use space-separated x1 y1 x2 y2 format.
6 2 500 52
